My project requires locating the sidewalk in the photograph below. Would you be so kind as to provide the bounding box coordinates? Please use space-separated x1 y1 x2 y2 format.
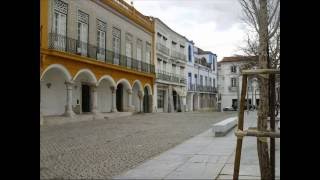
114 111 280 179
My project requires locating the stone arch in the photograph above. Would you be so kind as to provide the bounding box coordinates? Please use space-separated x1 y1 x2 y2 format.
97 75 116 113
41 64 72 81
116 78 132 112
41 64 71 116
132 80 143 112
143 83 153 95
73 69 97 83
98 75 116 87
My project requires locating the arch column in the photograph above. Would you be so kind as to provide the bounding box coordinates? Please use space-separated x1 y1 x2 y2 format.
40 80 44 125
110 86 117 112
64 81 75 117
138 90 143 113
127 89 135 112
91 84 98 114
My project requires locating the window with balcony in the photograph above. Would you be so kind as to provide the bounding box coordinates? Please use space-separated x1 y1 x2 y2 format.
172 64 176 75
137 39 142 61
195 74 198 85
205 76 208 86
125 33 133 67
97 19 106 61
112 27 121 64
77 10 89 56
146 42 151 63
52 0 68 49
209 77 212 87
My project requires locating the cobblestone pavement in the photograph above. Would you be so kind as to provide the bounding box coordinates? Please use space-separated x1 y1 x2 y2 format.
40 111 236 179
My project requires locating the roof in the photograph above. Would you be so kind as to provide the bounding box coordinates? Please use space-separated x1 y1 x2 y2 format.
195 47 216 56
152 17 189 41
219 56 258 63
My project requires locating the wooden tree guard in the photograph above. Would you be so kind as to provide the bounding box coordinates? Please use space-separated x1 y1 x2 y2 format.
233 69 280 180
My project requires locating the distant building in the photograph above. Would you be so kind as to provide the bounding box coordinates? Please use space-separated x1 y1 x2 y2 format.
185 42 218 112
217 56 259 111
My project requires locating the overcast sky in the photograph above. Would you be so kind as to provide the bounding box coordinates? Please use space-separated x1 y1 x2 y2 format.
126 0 247 61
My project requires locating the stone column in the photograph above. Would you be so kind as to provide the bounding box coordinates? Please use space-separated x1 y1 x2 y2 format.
168 85 174 113
164 88 168 112
91 85 98 114
190 93 194 112
40 80 44 125
64 81 75 117
138 90 143 113
110 86 117 112
127 89 134 112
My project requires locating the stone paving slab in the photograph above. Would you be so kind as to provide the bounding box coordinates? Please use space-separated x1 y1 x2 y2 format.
114 112 280 180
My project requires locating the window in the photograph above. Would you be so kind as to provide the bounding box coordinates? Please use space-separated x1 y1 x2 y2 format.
157 59 161 72
157 90 165 108
163 61 167 72
209 78 212 87
112 27 121 64
205 76 208 86
212 57 215 71
231 78 237 87
188 45 192 62
52 0 68 49
213 78 216 88
188 73 192 89
137 39 142 61
97 19 106 61
125 33 133 67
77 10 89 56
146 42 151 63
180 66 184 76
172 64 176 75
231 65 237 73
194 74 198 84
200 75 203 86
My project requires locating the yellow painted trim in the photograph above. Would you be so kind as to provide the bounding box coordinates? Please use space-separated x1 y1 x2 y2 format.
40 0 49 49
99 0 154 33
40 48 155 78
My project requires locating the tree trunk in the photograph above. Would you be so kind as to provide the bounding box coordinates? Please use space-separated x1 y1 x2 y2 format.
257 0 271 179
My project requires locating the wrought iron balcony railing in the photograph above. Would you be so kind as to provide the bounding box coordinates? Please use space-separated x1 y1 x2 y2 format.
48 33 155 74
156 70 186 84
156 43 170 55
188 83 217 93
171 50 186 61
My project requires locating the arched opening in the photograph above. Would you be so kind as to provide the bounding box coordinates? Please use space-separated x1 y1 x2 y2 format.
97 79 113 112
41 67 70 116
73 69 97 114
132 82 142 112
116 79 131 112
143 87 149 113
116 83 124 112
193 93 198 111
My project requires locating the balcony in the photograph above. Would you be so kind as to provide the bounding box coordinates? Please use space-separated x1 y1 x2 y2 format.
228 86 238 92
48 33 155 74
156 43 170 55
171 50 186 61
156 70 186 84
188 84 217 93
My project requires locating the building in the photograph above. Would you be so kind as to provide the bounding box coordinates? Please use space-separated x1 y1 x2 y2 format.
218 56 259 111
152 18 188 113
40 0 156 121
186 42 218 112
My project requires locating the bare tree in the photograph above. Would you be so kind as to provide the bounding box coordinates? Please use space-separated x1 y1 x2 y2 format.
238 0 280 69
237 0 280 179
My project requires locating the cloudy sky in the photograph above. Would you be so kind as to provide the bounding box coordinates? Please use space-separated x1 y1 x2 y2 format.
126 0 248 61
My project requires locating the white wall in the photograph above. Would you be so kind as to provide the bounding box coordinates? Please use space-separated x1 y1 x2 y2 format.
97 80 112 112
41 69 67 116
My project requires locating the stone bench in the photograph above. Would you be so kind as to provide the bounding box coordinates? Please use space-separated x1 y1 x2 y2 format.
212 117 238 137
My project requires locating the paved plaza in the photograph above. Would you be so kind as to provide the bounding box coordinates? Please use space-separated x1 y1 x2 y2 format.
115 111 280 179
40 111 236 179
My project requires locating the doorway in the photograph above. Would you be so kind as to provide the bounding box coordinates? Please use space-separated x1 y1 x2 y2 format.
143 87 149 113
173 90 177 111
82 84 91 113
116 83 123 111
